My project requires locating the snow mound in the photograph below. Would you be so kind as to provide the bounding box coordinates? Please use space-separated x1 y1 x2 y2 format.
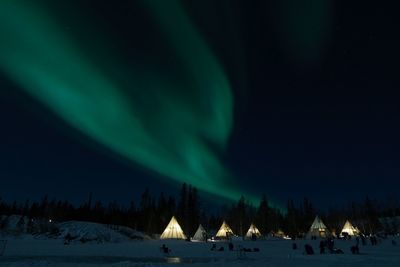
1 215 150 243
59 221 150 243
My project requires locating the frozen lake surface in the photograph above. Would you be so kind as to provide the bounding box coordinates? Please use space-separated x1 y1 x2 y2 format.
0 236 399 266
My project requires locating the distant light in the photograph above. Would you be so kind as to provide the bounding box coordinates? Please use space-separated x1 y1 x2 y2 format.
166 257 181 264
49 219 52 223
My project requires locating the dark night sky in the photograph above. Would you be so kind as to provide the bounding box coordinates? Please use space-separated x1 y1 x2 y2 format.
0 0 399 209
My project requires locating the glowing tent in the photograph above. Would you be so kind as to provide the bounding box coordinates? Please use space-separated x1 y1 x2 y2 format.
160 216 186 239
192 224 207 241
215 221 234 238
270 229 286 238
340 220 360 236
245 223 262 239
308 215 329 238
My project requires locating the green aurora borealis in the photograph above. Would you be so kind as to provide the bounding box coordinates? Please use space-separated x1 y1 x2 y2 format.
0 1 256 203
2 0 397 212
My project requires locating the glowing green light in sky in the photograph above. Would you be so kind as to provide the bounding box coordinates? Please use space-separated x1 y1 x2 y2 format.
0 1 258 203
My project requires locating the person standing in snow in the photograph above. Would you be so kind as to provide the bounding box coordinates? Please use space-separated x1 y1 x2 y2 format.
319 240 326 254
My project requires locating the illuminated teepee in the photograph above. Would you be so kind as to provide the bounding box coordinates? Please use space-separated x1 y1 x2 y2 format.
160 216 186 239
215 221 234 238
275 229 286 238
308 215 329 238
245 223 262 239
192 224 207 241
340 220 360 236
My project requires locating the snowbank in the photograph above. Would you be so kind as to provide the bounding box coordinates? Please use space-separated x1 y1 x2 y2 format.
0 215 150 243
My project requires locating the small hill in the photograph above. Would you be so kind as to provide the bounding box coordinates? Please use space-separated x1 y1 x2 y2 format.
59 221 150 243
0 215 150 243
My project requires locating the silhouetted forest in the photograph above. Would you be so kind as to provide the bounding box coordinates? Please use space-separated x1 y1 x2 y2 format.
1 183 399 237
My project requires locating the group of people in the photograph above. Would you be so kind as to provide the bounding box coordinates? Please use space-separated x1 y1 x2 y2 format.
300 233 392 256
369 235 378 246
319 238 343 254
210 243 225 251
160 234 393 258
299 236 367 255
210 242 260 252
349 235 379 254
210 242 235 251
302 240 344 255
354 234 379 246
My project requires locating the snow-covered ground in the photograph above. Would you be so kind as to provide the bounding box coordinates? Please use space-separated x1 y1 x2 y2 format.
1 236 400 266
1 217 399 266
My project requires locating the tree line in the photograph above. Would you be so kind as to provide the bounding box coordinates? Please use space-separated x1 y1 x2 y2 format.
1 183 399 237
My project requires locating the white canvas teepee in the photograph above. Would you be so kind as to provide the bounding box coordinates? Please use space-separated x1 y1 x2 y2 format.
308 215 329 238
192 224 207 241
245 223 262 239
270 229 286 238
340 220 360 236
160 216 186 239
215 221 234 238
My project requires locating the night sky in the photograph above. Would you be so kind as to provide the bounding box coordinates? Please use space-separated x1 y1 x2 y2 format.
0 0 399 209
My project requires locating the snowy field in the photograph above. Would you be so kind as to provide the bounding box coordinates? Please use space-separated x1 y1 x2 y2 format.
1 236 400 267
